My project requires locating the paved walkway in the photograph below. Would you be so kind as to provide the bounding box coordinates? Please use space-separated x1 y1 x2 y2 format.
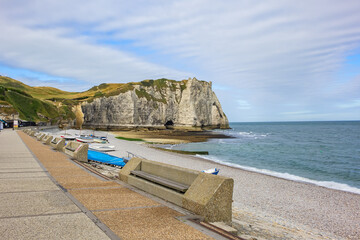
0 130 218 240
0 129 111 239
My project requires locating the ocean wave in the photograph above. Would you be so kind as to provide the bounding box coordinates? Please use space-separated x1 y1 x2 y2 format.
196 154 360 195
219 130 268 139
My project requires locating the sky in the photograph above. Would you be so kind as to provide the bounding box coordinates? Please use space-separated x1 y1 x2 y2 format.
0 0 359 122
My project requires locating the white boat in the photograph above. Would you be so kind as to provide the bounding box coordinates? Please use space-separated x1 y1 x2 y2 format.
89 144 115 152
93 138 108 144
202 168 220 175
61 134 76 140
76 137 94 143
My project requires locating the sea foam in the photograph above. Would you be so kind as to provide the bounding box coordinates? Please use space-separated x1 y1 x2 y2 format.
218 130 268 139
196 154 360 195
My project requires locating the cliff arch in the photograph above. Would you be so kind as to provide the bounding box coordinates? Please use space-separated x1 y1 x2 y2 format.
164 120 174 129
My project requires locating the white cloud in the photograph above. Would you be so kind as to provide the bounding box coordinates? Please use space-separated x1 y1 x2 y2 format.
0 9 191 85
0 0 360 121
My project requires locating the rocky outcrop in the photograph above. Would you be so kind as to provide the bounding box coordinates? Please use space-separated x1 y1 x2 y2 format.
81 78 229 130
73 104 84 128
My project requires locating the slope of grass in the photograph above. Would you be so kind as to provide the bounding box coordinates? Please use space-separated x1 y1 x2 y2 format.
0 76 27 90
5 91 60 121
0 100 17 115
1 76 186 103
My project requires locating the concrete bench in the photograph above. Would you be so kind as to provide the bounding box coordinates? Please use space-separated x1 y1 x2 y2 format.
119 158 234 222
36 133 45 141
63 141 88 162
29 130 36 137
34 132 41 137
50 137 66 151
41 135 53 145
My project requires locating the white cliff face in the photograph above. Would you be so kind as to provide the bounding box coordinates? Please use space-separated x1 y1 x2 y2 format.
81 78 229 130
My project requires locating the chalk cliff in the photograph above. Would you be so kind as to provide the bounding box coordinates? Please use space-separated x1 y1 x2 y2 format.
81 78 229 130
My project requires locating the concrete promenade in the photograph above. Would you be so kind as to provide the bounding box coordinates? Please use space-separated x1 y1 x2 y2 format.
0 129 111 239
0 130 220 240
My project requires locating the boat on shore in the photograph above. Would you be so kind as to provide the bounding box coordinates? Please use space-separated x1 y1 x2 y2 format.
88 150 125 167
202 168 220 175
76 137 94 143
61 135 76 140
93 138 108 144
89 144 115 152
74 132 109 143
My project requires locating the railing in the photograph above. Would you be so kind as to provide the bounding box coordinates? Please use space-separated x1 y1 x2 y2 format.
126 151 146 160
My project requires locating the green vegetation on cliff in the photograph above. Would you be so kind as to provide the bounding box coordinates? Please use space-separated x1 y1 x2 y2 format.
135 78 187 104
0 84 73 122
5 91 59 121
0 76 79 122
140 78 187 92
135 89 167 104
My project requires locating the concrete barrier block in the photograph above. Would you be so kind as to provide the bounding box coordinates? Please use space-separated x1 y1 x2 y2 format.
34 132 42 138
41 135 53 145
76 143 88 162
119 157 142 182
50 137 66 151
63 141 88 162
36 133 46 141
183 173 234 223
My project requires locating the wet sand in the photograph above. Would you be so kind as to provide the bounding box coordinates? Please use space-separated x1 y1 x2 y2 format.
50 129 360 239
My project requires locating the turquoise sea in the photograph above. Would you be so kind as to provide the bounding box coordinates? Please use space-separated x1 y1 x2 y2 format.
167 121 360 194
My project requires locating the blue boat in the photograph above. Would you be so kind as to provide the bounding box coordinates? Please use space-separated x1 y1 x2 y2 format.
88 150 126 167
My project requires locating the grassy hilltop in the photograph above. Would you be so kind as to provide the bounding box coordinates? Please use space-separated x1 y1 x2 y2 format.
0 76 187 123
